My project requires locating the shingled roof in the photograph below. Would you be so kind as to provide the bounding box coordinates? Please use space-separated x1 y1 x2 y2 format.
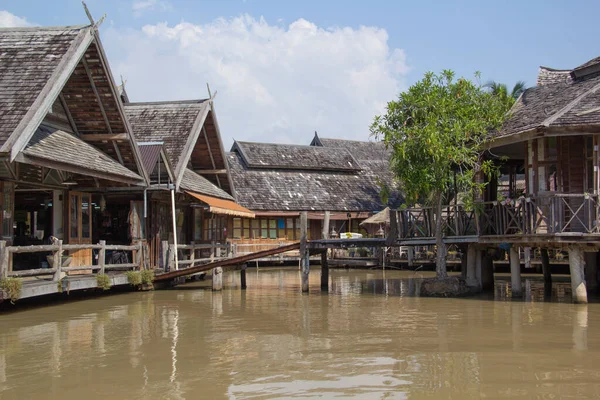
23 125 144 184
125 99 234 195
228 136 401 212
125 100 209 173
0 25 89 152
180 169 234 201
232 141 361 171
496 56 600 144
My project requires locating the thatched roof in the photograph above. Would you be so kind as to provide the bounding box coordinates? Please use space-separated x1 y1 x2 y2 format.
496 56 600 144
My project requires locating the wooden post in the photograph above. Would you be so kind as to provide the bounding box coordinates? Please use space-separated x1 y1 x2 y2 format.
322 211 330 239
0 241 6 279
52 240 63 282
241 264 247 290
138 241 144 270
584 251 598 294
212 266 223 291
161 240 168 270
466 245 477 287
386 210 397 246
168 244 176 272
300 211 309 293
510 246 522 297
540 248 552 297
98 240 106 275
407 246 414 267
189 242 196 269
481 250 494 291
210 241 215 262
524 247 532 269
170 189 179 270
569 246 587 304
475 249 482 287
321 251 329 291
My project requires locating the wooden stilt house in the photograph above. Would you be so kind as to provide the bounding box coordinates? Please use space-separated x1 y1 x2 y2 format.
0 24 151 274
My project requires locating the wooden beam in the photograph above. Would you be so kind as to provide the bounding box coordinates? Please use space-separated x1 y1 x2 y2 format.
193 169 228 175
202 126 221 188
81 57 112 134
59 93 79 136
80 133 128 141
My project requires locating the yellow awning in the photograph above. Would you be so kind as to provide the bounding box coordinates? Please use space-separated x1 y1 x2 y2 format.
186 192 255 218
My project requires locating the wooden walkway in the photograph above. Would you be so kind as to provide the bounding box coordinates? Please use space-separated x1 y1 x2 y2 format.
154 242 301 281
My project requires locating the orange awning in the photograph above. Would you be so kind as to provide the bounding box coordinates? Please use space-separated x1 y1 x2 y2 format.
186 192 255 218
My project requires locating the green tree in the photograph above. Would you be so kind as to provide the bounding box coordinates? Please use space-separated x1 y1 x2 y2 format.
484 80 526 107
370 70 511 278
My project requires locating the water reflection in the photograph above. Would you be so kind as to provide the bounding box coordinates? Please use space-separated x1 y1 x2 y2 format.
0 269 599 399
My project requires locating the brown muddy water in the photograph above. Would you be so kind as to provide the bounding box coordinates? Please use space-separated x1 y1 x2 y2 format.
1 268 600 399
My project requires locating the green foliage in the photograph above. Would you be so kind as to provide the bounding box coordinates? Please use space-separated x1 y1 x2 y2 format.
370 70 511 207
141 269 154 285
484 80 527 108
126 271 142 286
96 274 111 291
0 277 22 304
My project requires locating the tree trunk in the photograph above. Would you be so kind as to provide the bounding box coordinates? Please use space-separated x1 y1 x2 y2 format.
434 194 448 278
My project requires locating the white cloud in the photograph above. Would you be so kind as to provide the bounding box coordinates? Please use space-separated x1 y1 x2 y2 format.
132 0 173 16
104 15 409 148
0 10 33 27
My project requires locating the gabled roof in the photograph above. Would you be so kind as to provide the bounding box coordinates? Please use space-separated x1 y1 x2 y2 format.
0 24 148 184
125 100 234 194
232 141 361 172
0 25 91 153
126 101 210 179
21 125 144 184
495 56 600 144
228 135 402 212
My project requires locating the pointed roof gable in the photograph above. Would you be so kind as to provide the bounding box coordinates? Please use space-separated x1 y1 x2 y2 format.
0 24 149 184
125 100 234 195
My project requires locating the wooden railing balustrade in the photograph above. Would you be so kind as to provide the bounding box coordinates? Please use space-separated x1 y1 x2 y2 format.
0 240 144 281
160 241 230 272
396 193 600 240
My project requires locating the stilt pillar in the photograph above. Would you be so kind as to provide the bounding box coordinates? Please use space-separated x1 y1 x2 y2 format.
569 246 587 304
466 245 477 287
212 267 223 291
481 251 494 291
321 251 329 291
240 264 247 290
584 251 598 294
300 211 309 293
509 246 522 297
540 248 552 298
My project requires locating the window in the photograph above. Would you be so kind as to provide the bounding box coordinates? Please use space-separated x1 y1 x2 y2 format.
269 219 277 239
251 219 260 238
70 194 78 240
243 219 250 238
81 194 90 239
233 218 242 239
286 218 294 240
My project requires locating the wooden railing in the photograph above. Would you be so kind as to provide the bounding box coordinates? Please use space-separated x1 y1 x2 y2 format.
397 193 600 240
0 240 143 281
228 239 301 259
175 242 229 271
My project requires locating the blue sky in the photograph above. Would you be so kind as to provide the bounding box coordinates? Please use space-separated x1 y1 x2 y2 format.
2 0 599 147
